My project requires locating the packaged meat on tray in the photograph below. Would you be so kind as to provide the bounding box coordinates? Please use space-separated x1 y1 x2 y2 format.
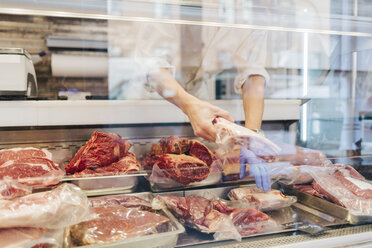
0 147 64 188
143 136 222 190
0 228 65 248
70 206 171 246
63 131 143 193
152 194 279 241
89 194 152 210
228 185 297 211
0 183 91 229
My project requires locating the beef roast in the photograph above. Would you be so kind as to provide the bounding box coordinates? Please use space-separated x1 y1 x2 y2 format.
74 153 140 177
155 154 210 185
89 194 151 210
65 131 132 174
153 195 271 236
70 206 170 245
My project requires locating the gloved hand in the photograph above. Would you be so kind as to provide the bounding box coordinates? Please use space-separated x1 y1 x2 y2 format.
240 147 271 192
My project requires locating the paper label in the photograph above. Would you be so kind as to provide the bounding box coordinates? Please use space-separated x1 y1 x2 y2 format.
345 177 372 190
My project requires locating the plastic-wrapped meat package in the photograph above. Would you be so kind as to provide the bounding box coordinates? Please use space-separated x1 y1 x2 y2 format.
214 118 329 166
0 183 91 228
65 131 132 175
0 177 32 200
308 165 372 214
228 186 297 211
70 206 170 245
89 194 152 210
0 228 64 248
0 147 64 187
153 195 278 240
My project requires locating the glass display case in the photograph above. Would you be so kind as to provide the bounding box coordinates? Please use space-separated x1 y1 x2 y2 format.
0 1 371 247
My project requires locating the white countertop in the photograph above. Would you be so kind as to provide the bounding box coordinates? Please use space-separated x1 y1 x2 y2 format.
0 99 302 127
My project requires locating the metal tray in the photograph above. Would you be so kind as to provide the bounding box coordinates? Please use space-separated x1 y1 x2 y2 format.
69 192 185 248
61 173 146 196
153 185 347 247
279 183 372 225
148 171 222 192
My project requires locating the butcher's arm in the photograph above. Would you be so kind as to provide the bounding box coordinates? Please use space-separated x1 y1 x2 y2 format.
148 69 233 141
242 75 265 131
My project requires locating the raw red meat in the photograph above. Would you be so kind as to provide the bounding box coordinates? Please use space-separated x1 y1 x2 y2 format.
0 183 90 229
153 195 228 233
230 208 270 235
74 153 140 177
70 206 170 245
292 184 329 200
189 140 215 166
159 136 191 154
0 148 52 165
153 195 271 236
89 194 151 210
65 131 132 174
155 154 210 185
144 136 215 170
0 157 63 187
0 178 32 200
310 165 372 213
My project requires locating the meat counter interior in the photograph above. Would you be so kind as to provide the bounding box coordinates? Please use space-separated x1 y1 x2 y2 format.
0 119 372 248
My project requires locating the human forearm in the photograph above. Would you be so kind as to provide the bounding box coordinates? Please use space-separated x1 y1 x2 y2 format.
242 75 265 130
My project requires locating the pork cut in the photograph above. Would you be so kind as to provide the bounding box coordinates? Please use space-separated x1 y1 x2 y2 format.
73 153 140 177
70 206 170 245
0 183 91 229
89 194 151 210
65 131 132 174
155 154 210 185
0 227 46 248
153 195 271 236
229 186 296 211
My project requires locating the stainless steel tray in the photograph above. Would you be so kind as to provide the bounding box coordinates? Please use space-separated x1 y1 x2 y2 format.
148 171 222 192
69 192 185 248
279 183 372 225
61 173 146 196
153 184 347 247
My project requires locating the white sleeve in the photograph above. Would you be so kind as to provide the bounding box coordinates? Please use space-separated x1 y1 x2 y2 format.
232 30 270 94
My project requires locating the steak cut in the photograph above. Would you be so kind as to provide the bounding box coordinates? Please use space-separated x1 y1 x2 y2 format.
0 147 52 165
153 195 271 236
0 183 90 229
89 194 151 210
0 157 64 187
73 153 140 177
155 154 210 185
144 136 215 170
65 131 132 174
70 206 170 245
